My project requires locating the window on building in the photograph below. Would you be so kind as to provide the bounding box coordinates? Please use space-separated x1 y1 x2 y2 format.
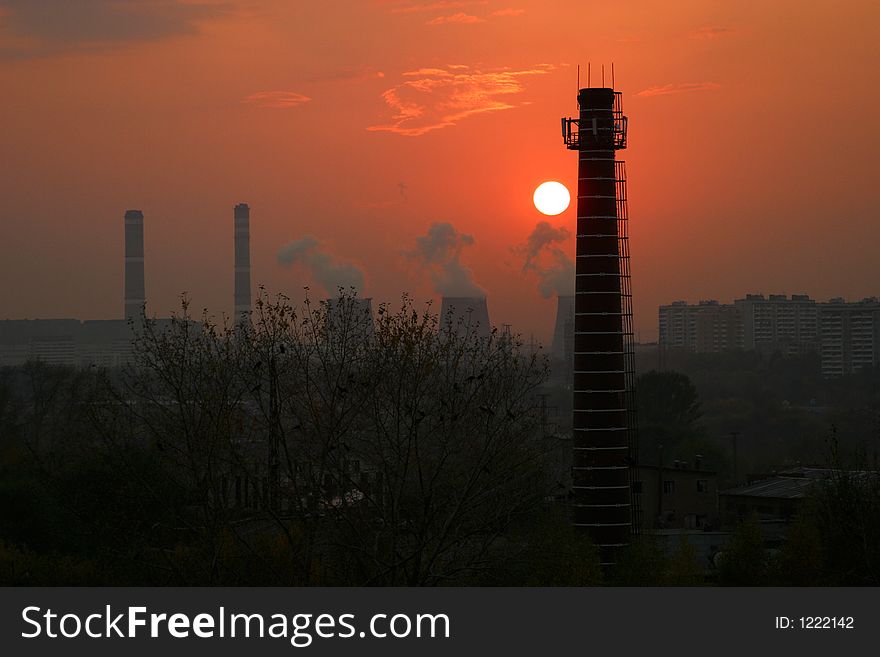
663 480 675 494
697 479 708 493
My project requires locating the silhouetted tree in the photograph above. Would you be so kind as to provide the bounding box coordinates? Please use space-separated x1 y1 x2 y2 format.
718 513 768 585
797 439 880 585
637 370 703 464
101 289 551 585
612 535 703 586
611 537 668 586
494 506 603 586
773 513 825 586
665 535 704 585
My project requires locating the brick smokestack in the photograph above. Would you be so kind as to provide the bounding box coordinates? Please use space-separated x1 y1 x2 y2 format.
562 86 635 564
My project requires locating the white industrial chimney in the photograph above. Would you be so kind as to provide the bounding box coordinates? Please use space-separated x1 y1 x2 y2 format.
124 210 145 322
234 203 251 319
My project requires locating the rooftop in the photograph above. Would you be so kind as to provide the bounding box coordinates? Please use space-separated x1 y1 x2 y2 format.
721 467 878 499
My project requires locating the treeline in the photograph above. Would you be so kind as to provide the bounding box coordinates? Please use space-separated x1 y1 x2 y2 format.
633 349 880 479
0 292 604 586
714 464 880 586
2 295 878 585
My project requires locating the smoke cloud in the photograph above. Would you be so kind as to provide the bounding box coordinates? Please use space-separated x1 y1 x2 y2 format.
408 222 485 297
518 221 574 298
277 236 365 295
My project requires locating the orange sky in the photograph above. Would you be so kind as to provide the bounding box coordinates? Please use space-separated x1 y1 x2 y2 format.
1 0 879 343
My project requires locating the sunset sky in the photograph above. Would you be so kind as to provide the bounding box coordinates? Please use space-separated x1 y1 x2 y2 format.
1 0 878 342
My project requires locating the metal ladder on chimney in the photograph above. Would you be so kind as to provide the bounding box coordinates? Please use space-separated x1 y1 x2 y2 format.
616 159 642 535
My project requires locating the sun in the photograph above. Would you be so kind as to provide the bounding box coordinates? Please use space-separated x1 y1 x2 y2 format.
533 181 570 216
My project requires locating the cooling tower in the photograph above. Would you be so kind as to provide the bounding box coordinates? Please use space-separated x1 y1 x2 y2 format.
440 296 491 338
124 210 145 322
550 295 575 361
234 203 252 319
562 86 638 563
325 297 374 339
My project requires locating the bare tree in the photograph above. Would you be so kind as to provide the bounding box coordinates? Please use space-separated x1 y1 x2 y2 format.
109 290 550 585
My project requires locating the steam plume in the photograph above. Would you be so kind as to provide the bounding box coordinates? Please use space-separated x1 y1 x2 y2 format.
277 236 365 295
408 222 485 297
518 221 574 297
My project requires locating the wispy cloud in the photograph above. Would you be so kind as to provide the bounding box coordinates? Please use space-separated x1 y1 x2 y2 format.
491 8 525 17
390 1 470 13
308 66 385 84
426 12 485 25
368 64 555 136
0 0 224 58
635 82 720 98
381 1 518 25
243 91 312 109
690 26 736 40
